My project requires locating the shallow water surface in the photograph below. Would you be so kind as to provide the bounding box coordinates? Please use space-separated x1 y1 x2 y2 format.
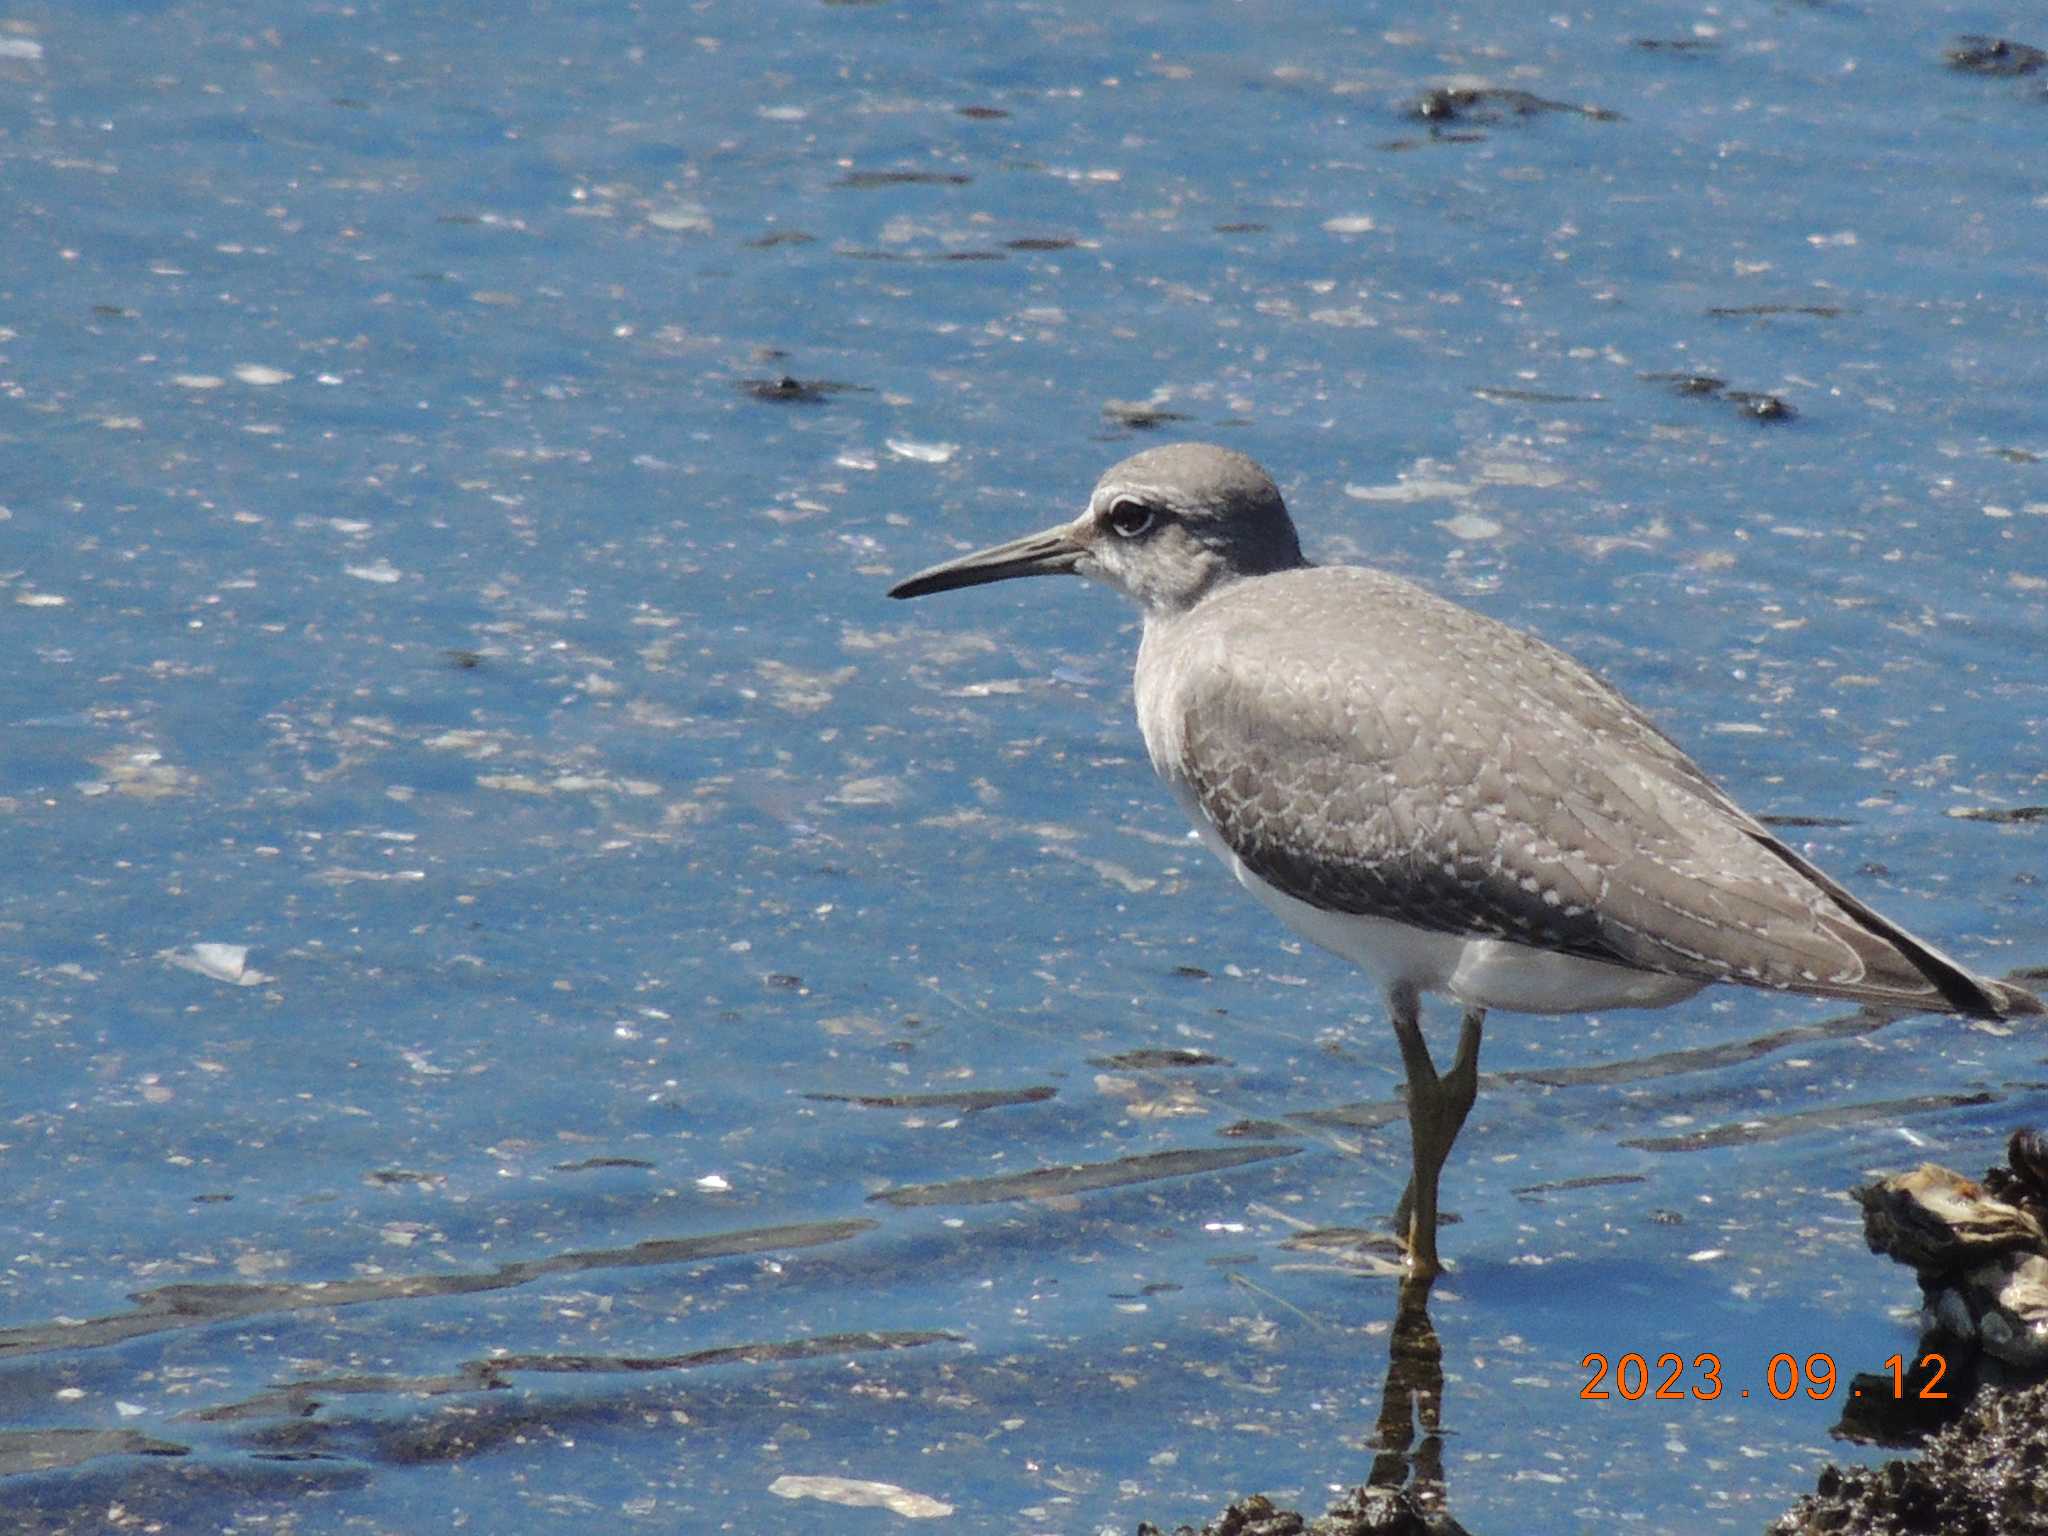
2 0 2044 1531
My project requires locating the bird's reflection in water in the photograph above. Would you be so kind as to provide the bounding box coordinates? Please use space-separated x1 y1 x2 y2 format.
1137 1267 1478 1533
1351 1272 1473 1535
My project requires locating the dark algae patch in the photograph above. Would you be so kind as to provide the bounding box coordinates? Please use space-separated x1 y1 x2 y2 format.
1089 1048 1232 1069
1945 36 2047 78
805 1084 1056 1112
1707 303 1848 318
1642 371 1796 421
0 1429 191 1477
834 169 972 187
869 1144 1299 1207
194 1330 960 1422
1104 400 1196 430
1471 385 1604 404
1623 1091 1997 1153
738 374 871 404
0 1219 875 1360
1407 86 1620 123
1728 390 1796 420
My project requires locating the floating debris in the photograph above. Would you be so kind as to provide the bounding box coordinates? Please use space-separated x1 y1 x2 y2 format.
163 943 269 987
804 1085 1056 1112
770 1475 953 1519
1471 385 1605 404
1727 389 1797 421
1644 370 1727 395
1103 399 1194 430
1945 36 2047 77
1407 86 1621 124
738 374 870 404
1511 1172 1649 1199
1947 805 2048 824
1642 372 1796 422
1377 129 1486 151
834 170 971 188
1278 1226 1407 1275
1217 1118 1296 1140
1707 303 1848 318
1088 1048 1231 1070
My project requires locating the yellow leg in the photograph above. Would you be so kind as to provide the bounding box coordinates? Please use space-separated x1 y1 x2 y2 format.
1388 988 1485 1278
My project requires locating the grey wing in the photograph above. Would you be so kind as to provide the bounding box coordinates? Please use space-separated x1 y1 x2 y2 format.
1164 582 2018 1017
1169 618 1646 966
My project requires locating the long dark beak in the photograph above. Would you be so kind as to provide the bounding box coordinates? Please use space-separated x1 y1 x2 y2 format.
888 524 1084 599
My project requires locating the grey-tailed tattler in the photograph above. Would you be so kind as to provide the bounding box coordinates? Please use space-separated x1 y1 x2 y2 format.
888 441 2040 1276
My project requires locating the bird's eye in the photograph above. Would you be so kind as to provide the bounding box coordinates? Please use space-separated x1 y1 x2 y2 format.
1106 498 1156 539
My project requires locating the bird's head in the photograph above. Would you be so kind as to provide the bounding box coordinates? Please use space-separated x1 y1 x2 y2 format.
888 442 1306 618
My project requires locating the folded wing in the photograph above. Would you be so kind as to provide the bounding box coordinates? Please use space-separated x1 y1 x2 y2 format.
1151 567 2035 1020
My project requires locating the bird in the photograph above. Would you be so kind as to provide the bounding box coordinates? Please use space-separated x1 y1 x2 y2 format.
887 442 2041 1276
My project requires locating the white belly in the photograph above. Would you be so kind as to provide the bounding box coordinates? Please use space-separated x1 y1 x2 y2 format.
1183 818 1703 1016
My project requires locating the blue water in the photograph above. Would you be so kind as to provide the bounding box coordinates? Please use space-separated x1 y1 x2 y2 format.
3 1 2044 1530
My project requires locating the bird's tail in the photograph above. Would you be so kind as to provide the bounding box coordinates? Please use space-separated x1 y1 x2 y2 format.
1743 827 2043 1021
1983 973 2047 1019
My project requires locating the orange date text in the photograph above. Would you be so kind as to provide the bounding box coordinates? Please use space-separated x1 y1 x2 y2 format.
1577 1351 1949 1403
